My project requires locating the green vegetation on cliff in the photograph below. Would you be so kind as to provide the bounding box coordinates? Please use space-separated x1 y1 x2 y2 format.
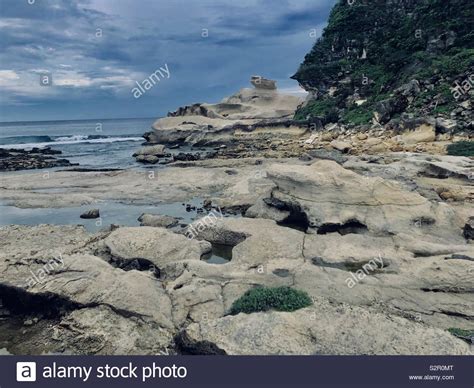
446 141 474 157
292 0 474 126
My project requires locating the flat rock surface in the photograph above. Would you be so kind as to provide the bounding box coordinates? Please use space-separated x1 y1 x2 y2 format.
179 298 472 355
0 152 472 355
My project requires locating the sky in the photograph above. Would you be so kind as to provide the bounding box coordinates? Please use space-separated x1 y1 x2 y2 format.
0 0 336 122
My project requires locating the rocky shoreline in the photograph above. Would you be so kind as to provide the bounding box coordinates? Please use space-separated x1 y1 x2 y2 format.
0 147 76 171
0 76 473 356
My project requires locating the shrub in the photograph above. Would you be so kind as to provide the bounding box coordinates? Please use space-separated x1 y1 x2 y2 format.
446 141 474 157
294 98 335 120
229 286 312 315
342 107 373 125
447 328 474 342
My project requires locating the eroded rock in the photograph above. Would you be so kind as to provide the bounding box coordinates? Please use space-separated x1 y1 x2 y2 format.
178 298 471 355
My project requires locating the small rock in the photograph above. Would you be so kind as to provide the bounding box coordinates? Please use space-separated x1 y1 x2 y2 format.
133 144 166 157
135 154 159 164
330 140 352 153
137 213 179 228
463 217 474 240
400 124 436 144
80 209 100 219
436 118 458 133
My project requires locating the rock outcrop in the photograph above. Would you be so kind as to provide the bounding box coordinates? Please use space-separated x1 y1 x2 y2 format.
0 151 473 355
144 76 303 146
292 0 474 132
178 298 471 355
133 144 168 164
0 147 76 171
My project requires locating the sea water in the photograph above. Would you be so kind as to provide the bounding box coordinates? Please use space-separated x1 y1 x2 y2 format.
0 118 152 169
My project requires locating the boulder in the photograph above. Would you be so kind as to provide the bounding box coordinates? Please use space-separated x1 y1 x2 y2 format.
464 217 474 240
250 75 277 90
307 149 348 164
137 213 179 228
436 118 458 133
330 140 352 153
80 208 100 219
104 226 211 269
373 96 407 124
245 199 290 222
395 79 421 97
135 155 159 164
133 144 166 157
400 124 436 144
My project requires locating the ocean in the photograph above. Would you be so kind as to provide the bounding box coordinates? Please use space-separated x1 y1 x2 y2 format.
0 117 230 244
0 118 154 169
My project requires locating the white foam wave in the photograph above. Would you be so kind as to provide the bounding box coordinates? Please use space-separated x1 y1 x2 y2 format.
0 136 143 149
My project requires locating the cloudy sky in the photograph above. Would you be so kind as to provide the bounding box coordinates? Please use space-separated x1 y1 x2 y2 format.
0 0 335 122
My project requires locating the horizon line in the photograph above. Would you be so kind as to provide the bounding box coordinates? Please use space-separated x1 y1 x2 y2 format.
0 116 159 125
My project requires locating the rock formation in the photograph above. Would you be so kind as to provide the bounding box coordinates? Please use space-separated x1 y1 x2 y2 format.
144 76 303 146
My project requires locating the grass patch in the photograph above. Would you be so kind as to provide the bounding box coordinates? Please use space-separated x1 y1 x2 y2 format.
446 141 474 157
229 286 312 315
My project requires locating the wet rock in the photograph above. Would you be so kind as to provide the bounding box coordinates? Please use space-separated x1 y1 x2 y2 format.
80 209 100 219
137 213 179 228
0 147 76 172
133 144 166 157
135 155 159 164
134 145 168 164
463 217 474 240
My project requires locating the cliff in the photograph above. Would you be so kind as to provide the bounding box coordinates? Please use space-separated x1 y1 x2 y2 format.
292 0 474 131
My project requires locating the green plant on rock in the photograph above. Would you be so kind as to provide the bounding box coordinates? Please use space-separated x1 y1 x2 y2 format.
447 328 474 343
229 286 312 315
446 141 474 157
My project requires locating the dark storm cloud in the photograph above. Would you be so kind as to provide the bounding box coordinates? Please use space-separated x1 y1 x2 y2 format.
0 0 336 121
